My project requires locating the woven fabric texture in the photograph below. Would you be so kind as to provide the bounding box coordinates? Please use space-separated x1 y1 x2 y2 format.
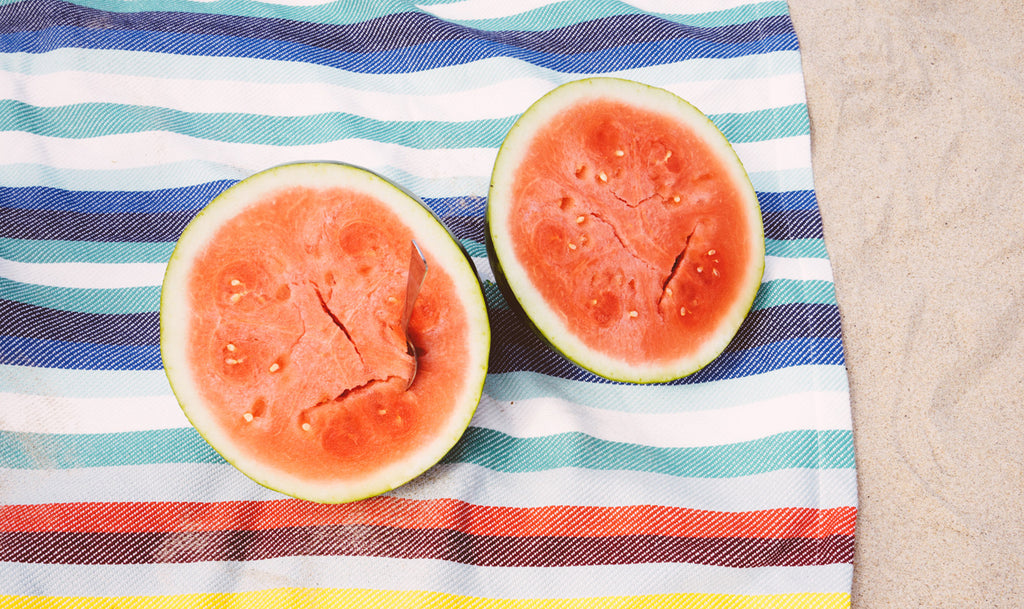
0 0 856 606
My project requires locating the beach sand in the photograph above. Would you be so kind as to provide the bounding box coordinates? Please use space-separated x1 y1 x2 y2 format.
787 1 1024 606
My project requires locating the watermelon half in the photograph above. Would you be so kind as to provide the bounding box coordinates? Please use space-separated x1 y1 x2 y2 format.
487 78 764 383
160 162 490 503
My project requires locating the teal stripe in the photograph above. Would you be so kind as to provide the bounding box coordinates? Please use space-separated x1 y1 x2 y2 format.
0 162 251 191
0 0 789 31
0 48 804 92
749 167 814 192
0 100 518 149
708 103 809 143
413 1 791 31
484 364 849 413
0 425 854 475
0 365 171 397
0 0 420 26
443 427 855 477
0 272 831 321
0 237 175 264
460 239 488 258
0 277 161 315
752 278 837 310
0 428 220 469
2 100 805 147
765 237 829 258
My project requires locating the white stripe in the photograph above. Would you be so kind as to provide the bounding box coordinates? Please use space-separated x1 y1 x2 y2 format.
0 393 188 434
762 255 834 282
1 69 807 118
0 558 853 598
0 256 826 291
0 131 497 178
2 131 804 184
471 256 494 284
472 390 850 447
0 387 850 441
0 461 858 511
0 257 166 289
733 135 812 174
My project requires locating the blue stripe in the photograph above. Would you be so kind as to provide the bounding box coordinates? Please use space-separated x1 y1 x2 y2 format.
2 187 815 216
0 183 234 213
1 25 799 74
0 335 162 370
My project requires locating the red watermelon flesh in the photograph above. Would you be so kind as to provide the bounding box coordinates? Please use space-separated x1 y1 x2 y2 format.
487 79 764 383
510 98 755 362
161 163 489 502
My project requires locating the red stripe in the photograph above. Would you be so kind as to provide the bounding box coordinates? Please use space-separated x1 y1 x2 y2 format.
0 498 856 540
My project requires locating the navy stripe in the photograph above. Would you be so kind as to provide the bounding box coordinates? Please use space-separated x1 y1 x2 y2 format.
487 334 845 382
1 0 793 56
1 26 798 74
0 206 820 243
0 299 158 345
0 208 195 242
2 188 816 216
761 208 823 240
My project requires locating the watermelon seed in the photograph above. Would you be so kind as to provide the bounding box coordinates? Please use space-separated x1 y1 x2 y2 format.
598 171 608 182
230 279 241 286
628 310 638 318
615 149 625 157
576 215 586 224
229 293 242 303
665 287 673 296
243 413 254 422
591 299 598 306
225 358 240 365
568 243 577 250
378 409 387 415
269 362 281 373
712 268 720 277
387 296 398 304
697 266 703 273
673 196 681 203
708 249 716 256
302 422 312 431
679 306 687 316
664 150 673 161
226 343 236 352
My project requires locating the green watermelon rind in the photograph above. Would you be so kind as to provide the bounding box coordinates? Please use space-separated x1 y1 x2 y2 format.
486 78 765 384
160 161 490 503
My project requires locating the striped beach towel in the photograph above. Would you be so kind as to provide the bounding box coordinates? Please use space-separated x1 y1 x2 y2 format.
0 0 857 607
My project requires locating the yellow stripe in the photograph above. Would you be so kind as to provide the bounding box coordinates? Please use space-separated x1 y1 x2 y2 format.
1 590 850 609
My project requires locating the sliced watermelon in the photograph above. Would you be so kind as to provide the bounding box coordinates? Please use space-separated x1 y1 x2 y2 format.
161 162 490 503
487 78 764 383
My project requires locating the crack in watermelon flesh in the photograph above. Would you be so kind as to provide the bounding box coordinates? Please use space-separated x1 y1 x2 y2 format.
508 98 757 364
185 186 470 482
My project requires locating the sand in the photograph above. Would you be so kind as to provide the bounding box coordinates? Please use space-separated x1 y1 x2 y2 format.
787 1 1024 606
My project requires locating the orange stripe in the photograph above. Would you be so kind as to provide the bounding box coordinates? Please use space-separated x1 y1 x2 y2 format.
0 497 856 539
